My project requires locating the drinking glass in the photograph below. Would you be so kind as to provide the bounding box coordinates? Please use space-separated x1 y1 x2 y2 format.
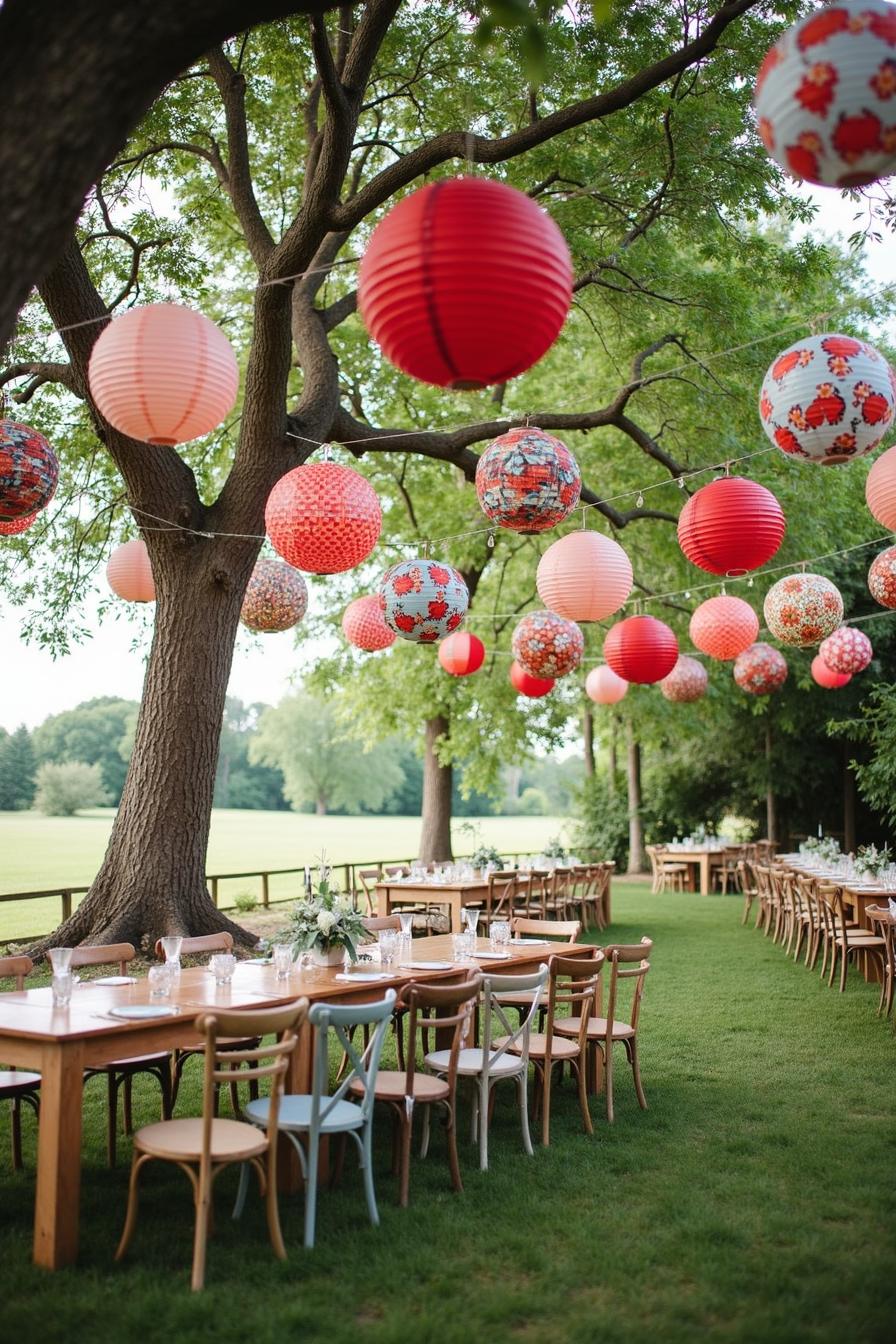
273 944 294 981
148 964 172 999
490 919 511 954
398 910 414 958
452 931 473 963
161 935 183 975
209 952 236 985
51 972 73 1008
461 906 479 941
378 929 399 968
48 947 72 975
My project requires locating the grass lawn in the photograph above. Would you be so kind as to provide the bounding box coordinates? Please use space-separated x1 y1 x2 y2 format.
1 882 893 1343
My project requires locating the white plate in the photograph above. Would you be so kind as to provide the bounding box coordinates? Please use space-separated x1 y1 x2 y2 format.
333 971 394 983
107 1005 179 1020
470 950 510 959
400 960 453 970
511 938 550 945
93 976 137 986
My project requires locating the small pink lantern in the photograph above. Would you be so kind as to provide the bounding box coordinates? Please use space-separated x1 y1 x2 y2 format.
107 539 155 602
379 558 469 643
438 632 485 676
87 304 239 445
868 545 896 609
536 530 633 621
266 462 382 574
0 419 58 520
511 610 584 679
476 427 581 533
659 655 708 703
763 573 843 647
0 511 38 537
585 664 629 705
240 558 308 633
603 615 678 685
811 654 852 689
866 443 896 529
342 596 396 651
509 661 555 698
819 625 873 674
689 595 759 661
733 642 788 695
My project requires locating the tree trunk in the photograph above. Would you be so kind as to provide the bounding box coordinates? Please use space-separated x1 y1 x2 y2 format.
418 715 453 864
316 798 327 816
607 714 618 795
626 722 645 874
583 703 595 778
765 720 777 843
843 739 856 854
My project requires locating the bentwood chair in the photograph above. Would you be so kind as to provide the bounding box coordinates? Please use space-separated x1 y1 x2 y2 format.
866 906 895 1019
738 860 758 926
816 885 887 994
116 1001 306 1292
495 918 582 1018
0 955 40 1168
646 846 686 893
355 867 383 916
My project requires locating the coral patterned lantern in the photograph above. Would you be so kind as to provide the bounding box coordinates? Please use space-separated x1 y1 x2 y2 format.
536 529 632 620
603 615 678 685
342 595 396 651
754 0 896 189
585 665 629 705
511 610 584 679
689 596 759 661
358 177 573 390
476 428 581 533
87 304 239 445
733 642 789 695
438 632 485 676
866 443 896 528
677 476 785 575
759 334 895 464
659 655 709 703
819 625 873 674
107 539 155 602
240 558 308 633
379 558 469 643
0 420 58 520
868 544 896 608
0 512 38 537
509 661 555 698
811 655 852 689
763 573 844 646
265 462 382 574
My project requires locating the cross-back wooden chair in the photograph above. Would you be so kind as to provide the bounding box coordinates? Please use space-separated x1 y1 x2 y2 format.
751 863 774 933
816 885 887 994
865 906 895 1020
355 867 383 916
738 860 757 926
580 863 611 931
646 846 686 893
483 869 519 926
0 954 40 1169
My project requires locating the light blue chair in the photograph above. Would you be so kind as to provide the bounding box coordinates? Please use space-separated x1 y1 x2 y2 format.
233 991 396 1248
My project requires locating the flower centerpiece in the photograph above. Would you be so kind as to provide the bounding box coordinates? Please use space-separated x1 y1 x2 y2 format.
854 843 892 879
289 858 365 967
543 836 569 861
460 821 504 873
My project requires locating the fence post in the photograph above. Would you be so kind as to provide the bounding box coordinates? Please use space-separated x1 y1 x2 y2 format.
61 890 72 921
210 877 219 908
261 873 270 909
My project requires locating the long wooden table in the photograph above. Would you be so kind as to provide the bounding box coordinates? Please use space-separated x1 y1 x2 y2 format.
660 846 732 896
376 878 490 932
0 935 584 1270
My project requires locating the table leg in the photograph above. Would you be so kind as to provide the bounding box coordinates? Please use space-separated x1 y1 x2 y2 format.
34 1040 85 1268
376 886 391 919
700 854 710 896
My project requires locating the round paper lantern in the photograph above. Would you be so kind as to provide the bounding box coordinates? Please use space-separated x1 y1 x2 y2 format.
265 463 382 574
868 544 896 608
603 615 679 685
511 610 584 679
866 443 896 528
811 654 852 689
763 573 844 647
240 558 308 633
379 558 469 643
107 539 155 602
759 334 895 464
733 642 789 695
819 624 873 674
0 420 58 520
438 632 485 676
509 661 555 698
0 511 38 537
536 529 633 620
585 665 629 705
476 428 581 533
677 476 786 576
689 595 759 661
754 0 896 189
659 655 709 703
358 176 573 390
87 304 239 445
342 595 396 651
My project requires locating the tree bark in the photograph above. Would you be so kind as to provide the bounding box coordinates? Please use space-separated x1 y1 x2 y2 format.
316 798 327 816
626 722 645 874
843 739 856 854
583 703 595 778
765 720 777 843
607 714 618 795
419 716 453 864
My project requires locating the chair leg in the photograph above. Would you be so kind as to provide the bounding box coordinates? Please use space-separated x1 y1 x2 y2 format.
361 1122 379 1228
478 1080 490 1171
398 1113 412 1208
232 1161 251 1220
263 1150 287 1263
304 1133 320 1249
107 1071 119 1168
628 1039 648 1110
444 1100 463 1194
11 1097 22 1170
191 1167 212 1292
517 1073 534 1158
575 1058 593 1136
604 1043 615 1124
540 1060 552 1148
115 1152 149 1261
123 1074 134 1134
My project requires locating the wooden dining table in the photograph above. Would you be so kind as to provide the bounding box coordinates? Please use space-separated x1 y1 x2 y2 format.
659 846 728 896
375 878 490 932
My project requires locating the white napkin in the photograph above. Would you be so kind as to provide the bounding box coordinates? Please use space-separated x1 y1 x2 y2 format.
334 971 393 982
888 898 896 917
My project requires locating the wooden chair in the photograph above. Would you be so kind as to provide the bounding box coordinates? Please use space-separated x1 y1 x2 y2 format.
115 1001 306 1291
0 954 40 1169
752 863 774 934
355 867 383 915
360 914 402 934
713 847 742 895
816 885 887 994
483 870 519 927
866 906 895 1019
580 863 612 931
738 860 758 926
646 846 686 893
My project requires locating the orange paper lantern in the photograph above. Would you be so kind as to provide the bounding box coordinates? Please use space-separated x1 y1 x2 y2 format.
342 596 396 651
107 539 155 602
509 660 555 698
438 632 485 676
689 596 759 661
265 463 382 574
536 530 633 621
866 444 896 530
585 665 628 705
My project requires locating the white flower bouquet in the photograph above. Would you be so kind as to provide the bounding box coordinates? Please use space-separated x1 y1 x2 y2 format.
289 860 365 962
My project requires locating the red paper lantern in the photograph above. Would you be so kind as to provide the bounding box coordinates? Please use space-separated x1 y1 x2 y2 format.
438 632 485 676
819 625 873 674
476 428 581 533
509 660 555 698
603 616 678 685
866 444 896 530
689 595 759 661
342 596 396 651
358 177 573 390
240 558 308 633
868 545 896 609
585 665 629 705
811 655 852 690
678 476 785 575
733 642 788 695
107 539 155 602
660 655 708 703
536 529 633 621
265 463 382 574
0 511 38 537
511 610 584 679
0 419 58 521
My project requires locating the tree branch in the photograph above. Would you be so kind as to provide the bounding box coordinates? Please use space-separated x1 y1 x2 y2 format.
207 46 276 265
0 361 79 400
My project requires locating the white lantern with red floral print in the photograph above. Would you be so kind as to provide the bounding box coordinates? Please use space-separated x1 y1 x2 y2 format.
511 610 584 678
763 572 844 646
378 558 469 643
659 656 709 703
819 624 873 673
868 544 896 608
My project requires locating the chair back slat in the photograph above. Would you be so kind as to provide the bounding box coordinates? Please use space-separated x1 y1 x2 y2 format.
68 943 135 976
512 917 581 942
154 932 233 959
603 938 652 1033
403 977 481 1095
361 915 402 934
543 951 605 1051
0 954 33 990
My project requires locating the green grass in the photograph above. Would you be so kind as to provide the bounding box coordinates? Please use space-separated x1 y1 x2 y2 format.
1 883 893 1343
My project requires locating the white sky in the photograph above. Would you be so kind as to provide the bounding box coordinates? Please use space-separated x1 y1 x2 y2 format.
2 186 896 732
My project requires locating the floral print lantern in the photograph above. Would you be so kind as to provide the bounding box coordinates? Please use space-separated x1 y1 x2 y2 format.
603 615 678 685
438 631 485 676
0 420 58 520
0 511 38 537
866 443 896 528
536 529 633 620
677 476 786 575
659 655 708 703
476 427 581 533
733 642 789 695
509 660 555 698
868 544 896 609
379 558 469 643
754 0 896 189
689 595 759 661
763 573 844 647
240 558 308 633
342 595 396 651
107 539 155 602
511 610 584 678
819 624 873 674
585 664 629 705
811 654 852 689
265 462 382 574
759 334 895 464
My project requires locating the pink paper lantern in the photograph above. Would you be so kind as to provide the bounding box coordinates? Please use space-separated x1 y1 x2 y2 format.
476 427 581 533
266 463 382 574
511 610 584 679
87 304 239 445
689 595 759 661
240 558 308 633
107 539 155 602
733 642 789 696
536 530 633 621
763 573 844 647
868 544 896 609
0 419 58 521
659 655 708 703
819 625 873 674
0 511 38 537
438 632 485 676
866 443 896 529
603 615 678 685
509 661 555 698
342 596 396 651
585 665 629 705
811 654 852 689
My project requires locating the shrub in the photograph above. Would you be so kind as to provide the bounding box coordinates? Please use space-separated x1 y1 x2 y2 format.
233 891 259 914
33 761 109 816
570 775 629 868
